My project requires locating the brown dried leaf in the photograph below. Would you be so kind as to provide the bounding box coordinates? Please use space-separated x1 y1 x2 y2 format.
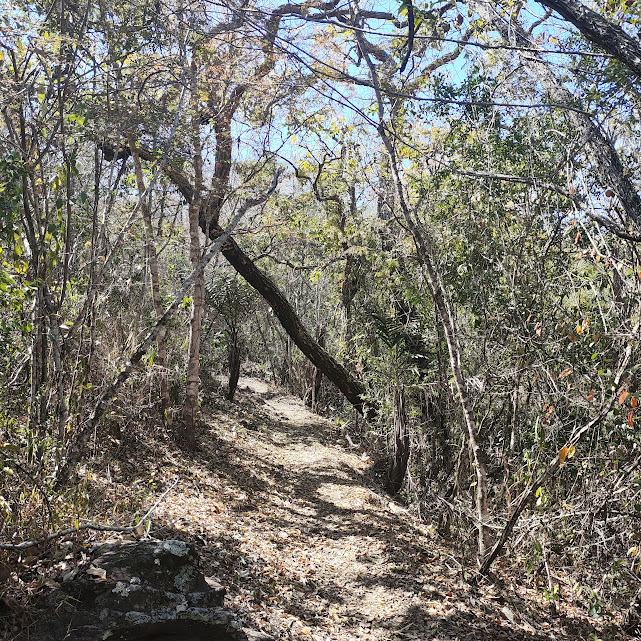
86 565 107 580
559 446 569 467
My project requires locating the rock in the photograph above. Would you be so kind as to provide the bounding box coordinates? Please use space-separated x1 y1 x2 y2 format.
23 539 247 641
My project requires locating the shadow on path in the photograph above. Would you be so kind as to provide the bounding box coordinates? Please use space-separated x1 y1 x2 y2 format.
149 377 611 641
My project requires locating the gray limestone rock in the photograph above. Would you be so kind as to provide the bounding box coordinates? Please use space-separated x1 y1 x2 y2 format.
23 539 246 641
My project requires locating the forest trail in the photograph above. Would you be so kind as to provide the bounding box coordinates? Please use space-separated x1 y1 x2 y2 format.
146 378 615 641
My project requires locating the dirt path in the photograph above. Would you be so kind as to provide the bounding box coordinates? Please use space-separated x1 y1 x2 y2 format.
151 378 619 641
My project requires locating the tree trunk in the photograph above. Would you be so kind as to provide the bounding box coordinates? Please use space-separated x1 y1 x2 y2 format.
310 326 325 411
43 289 68 443
226 328 241 402
281 336 292 387
182 212 205 448
20 114 48 442
182 60 205 449
210 225 376 419
29 285 48 442
415 236 492 557
387 386 410 495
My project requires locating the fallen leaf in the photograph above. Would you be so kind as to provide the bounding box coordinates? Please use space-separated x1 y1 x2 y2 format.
86 566 107 580
501 605 516 624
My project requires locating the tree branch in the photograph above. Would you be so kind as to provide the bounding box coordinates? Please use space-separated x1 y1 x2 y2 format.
477 336 635 575
536 0 641 79
0 481 180 550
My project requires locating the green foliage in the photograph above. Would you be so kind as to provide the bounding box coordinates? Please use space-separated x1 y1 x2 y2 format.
0 154 31 380
205 272 258 330
578 586 611 619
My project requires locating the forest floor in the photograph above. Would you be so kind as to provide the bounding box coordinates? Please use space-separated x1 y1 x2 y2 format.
141 377 628 641
3 377 635 640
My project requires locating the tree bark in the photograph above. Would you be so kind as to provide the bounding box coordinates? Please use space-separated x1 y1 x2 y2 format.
409 223 492 557
535 0 641 80
387 387 410 495
311 326 325 412
226 328 241 402
182 60 205 449
29 286 48 439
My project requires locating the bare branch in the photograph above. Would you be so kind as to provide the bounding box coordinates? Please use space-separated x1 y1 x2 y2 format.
54 173 282 488
0 481 180 551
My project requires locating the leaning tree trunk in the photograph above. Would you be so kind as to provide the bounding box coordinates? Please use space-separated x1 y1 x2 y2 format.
210 226 376 420
136 146 378 421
